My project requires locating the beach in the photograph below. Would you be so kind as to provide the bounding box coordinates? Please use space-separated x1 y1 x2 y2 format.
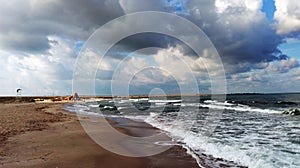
0 102 200 168
2 94 297 167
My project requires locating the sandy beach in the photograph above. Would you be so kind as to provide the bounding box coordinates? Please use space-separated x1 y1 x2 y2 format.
0 102 200 168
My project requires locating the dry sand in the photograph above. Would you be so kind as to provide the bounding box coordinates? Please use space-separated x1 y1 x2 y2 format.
0 103 199 168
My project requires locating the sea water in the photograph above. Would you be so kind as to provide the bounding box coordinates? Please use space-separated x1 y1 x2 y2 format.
65 93 300 168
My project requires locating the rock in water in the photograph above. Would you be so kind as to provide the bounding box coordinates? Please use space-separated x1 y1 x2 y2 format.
282 110 290 115
291 109 300 115
283 109 300 115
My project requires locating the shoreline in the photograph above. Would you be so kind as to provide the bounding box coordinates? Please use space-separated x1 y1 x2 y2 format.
0 103 200 167
0 102 247 167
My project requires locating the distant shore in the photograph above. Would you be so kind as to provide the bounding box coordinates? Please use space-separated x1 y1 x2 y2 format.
2 92 299 104
0 94 207 104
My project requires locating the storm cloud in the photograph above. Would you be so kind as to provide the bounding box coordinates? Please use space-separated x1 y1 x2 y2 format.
0 0 300 95
0 0 295 70
0 0 124 53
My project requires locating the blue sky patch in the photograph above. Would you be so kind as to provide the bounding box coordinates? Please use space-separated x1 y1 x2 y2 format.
261 0 276 22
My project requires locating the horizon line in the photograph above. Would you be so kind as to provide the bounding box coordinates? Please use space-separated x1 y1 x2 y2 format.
1 92 300 98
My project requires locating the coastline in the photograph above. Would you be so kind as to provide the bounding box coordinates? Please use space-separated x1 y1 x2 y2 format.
0 103 199 167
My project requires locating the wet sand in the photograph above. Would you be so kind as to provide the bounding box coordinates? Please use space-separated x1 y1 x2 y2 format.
0 103 199 168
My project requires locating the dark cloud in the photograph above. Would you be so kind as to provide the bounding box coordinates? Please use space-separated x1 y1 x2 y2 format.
0 0 124 53
215 23 285 65
119 0 165 13
183 0 291 74
105 33 197 59
0 0 292 75
1 0 299 96
106 33 171 58
129 81 180 95
0 34 51 53
100 0 295 75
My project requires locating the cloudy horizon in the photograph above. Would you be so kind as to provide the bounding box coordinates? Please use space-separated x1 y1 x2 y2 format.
1 0 300 96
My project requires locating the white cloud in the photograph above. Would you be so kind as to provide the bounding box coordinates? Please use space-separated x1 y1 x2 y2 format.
290 68 300 80
0 36 76 96
98 46 214 94
274 0 300 34
267 58 299 73
215 0 262 13
215 0 265 32
153 46 195 83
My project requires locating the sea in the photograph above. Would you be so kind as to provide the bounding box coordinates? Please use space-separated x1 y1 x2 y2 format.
65 93 300 168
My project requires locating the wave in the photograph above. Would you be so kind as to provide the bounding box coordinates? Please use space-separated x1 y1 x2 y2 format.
88 104 100 108
148 99 182 103
77 98 286 115
65 101 298 167
200 102 282 114
275 101 298 105
96 98 285 114
176 100 283 114
144 113 272 168
203 100 236 106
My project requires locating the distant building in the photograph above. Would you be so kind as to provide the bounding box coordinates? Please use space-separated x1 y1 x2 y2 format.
72 92 80 100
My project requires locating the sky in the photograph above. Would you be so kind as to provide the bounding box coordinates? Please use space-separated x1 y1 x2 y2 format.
0 0 300 96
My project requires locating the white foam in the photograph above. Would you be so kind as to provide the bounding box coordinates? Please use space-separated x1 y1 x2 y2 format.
122 115 148 121
144 115 272 168
201 101 282 114
84 98 104 102
77 111 104 117
181 144 206 168
149 99 182 103
88 104 99 108
154 141 178 146
204 100 235 106
103 105 115 109
129 99 139 102
117 106 127 110
154 102 167 106
181 103 201 107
